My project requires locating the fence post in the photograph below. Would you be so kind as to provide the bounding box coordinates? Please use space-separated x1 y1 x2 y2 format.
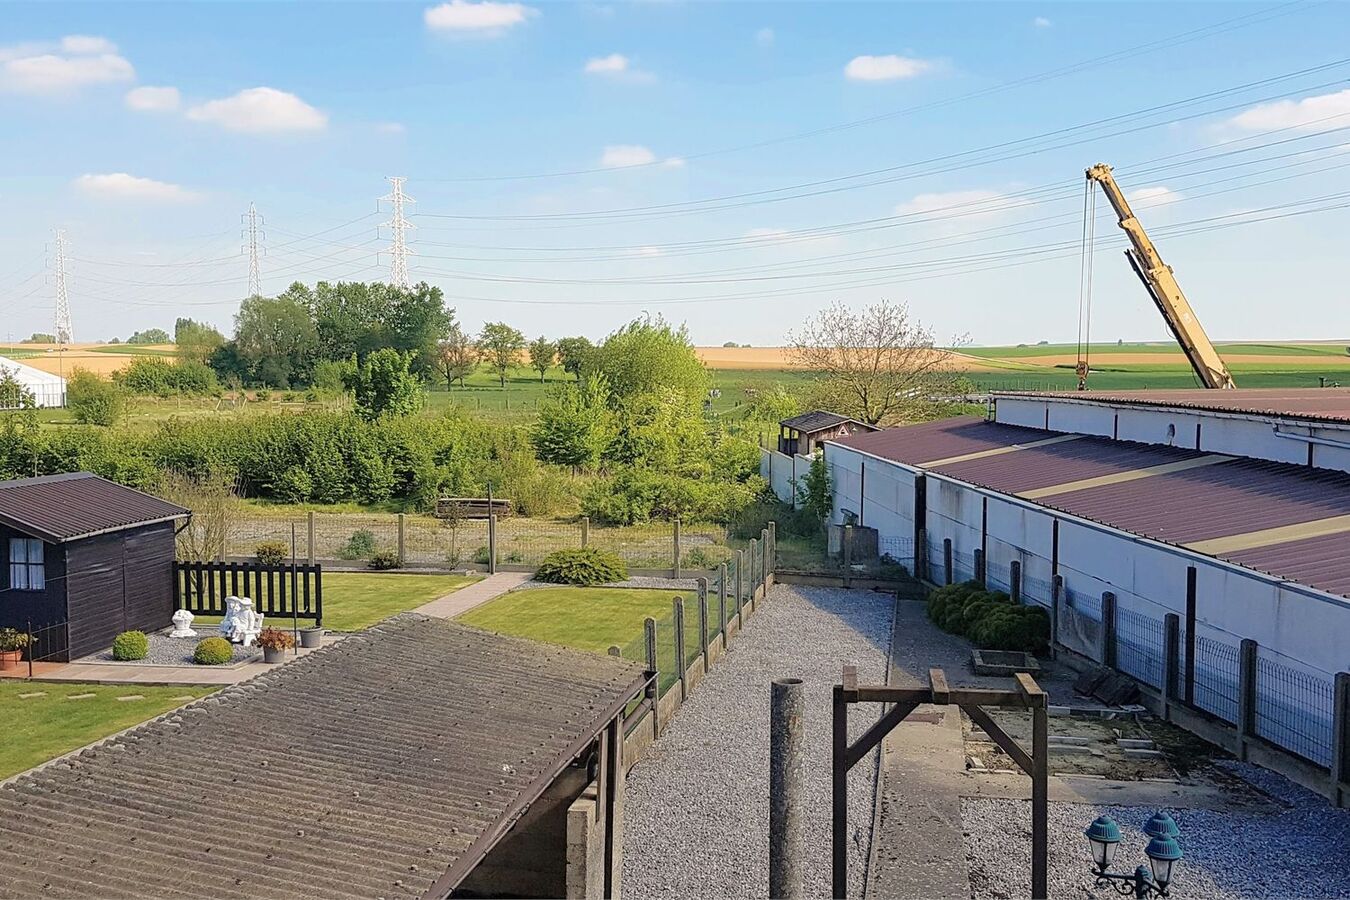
1101 592 1117 668
760 528 770 595
673 519 682 579
1333 672 1350 808
1009 560 1021 604
1238 638 1258 761
1163 614 1181 709
748 540 759 610
943 539 953 586
1051 575 1063 659
843 525 853 588
769 678 807 900
735 550 745 625
488 513 498 575
718 564 729 649
673 597 688 702
306 511 316 565
396 513 407 568
697 580 709 674
581 516 590 549
27 619 33 679
1184 567 1198 706
915 527 927 581
644 617 659 739
973 548 985 588
768 521 777 579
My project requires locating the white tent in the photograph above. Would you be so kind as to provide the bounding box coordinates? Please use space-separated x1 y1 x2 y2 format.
0 355 66 408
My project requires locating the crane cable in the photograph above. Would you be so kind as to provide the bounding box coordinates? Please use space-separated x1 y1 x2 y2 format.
1077 178 1097 390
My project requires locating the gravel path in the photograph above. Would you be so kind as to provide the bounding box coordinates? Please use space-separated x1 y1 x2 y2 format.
84 630 259 666
962 760 1350 899
623 584 894 900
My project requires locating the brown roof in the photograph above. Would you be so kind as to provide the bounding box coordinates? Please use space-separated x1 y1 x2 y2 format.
0 616 648 900
780 410 874 434
993 387 1350 424
0 472 188 543
834 417 1350 598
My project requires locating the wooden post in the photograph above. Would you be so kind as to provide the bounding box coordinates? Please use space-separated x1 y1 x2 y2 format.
973 548 985 588
1332 672 1350 808
697 579 709 673
717 564 729 649
644 617 659 738
673 597 687 702
488 513 498 575
1050 575 1063 659
768 521 777 578
1238 638 1258 761
1101 591 1117 668
770 678 807 900
673 518 682 579
842 525 853 588
1164 613 1181 707
306 510 316 565
1009 560 1021 604
580 515 589 549
735 550 745 624
748 540 759 610
396 513 407 567
761 528 770 594
830 684 848 900
943 539 953 586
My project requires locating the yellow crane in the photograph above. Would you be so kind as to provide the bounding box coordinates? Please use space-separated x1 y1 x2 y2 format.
1082 163 1236 389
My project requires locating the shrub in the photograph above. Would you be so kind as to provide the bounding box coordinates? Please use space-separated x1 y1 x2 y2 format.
257 627 295 651
193 636 234 665
368 549 400 570
255 389 272 402
338 529 377 560
535 547 628 586
67 369 126 426
255 540 289 566
0 628 32 652
926 581 1048 653
111 630 149 661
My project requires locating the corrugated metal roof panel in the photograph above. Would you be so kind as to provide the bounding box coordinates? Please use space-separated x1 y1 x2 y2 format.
0 472 188 542
1225 532 1350 597
994 387 1350 424
832 416 1049 465
0 616 647 900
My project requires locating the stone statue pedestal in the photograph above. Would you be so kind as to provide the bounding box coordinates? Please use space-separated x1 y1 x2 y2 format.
170 609 197 638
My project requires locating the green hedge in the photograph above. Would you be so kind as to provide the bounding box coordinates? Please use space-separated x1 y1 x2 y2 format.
535 547 628 586
927 580 1048 653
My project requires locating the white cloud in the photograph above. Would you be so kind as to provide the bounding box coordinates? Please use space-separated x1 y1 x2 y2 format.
375 121 407 134
1128 186 1182 207
585 53 629 74
896 189 1030 220
845 54 933 82
424 1 536 33
124 85 180 112
662 156 685 169
755 27 775 47
186 87 327 133
1033 16 1052 28
1229 88 1350 132
0 35 134 94
74 173 198 202
600 144 656 168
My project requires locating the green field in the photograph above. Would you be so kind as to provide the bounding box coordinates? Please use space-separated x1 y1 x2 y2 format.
0 682 216 780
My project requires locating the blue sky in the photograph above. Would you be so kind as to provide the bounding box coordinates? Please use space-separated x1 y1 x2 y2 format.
3 1 1350 346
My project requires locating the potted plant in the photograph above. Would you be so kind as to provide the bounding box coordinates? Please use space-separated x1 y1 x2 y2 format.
0 628 33 670
299 626 324 649
257 627 295 664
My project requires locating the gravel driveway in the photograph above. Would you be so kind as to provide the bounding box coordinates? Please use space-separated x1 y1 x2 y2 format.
623 584 894 900
963 761 1350 899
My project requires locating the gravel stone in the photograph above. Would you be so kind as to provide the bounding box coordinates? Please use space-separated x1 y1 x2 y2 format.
84 629 259 666
962 760 1350 899
623 584 894 899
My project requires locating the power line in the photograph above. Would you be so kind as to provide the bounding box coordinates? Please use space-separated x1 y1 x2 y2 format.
379 177 414 288
243 203 265 298
52 229 72 344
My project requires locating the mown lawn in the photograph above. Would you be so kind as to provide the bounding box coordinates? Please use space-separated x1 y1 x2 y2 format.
0 682 216 780
317 572 482 631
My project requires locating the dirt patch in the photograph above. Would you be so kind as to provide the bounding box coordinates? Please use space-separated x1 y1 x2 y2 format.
964 709 1177 781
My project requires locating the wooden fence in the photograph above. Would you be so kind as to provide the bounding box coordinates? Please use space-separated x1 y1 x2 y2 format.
173 561 323 626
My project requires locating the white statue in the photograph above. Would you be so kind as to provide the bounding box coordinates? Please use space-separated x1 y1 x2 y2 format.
219 596 264 648
170 609 197 638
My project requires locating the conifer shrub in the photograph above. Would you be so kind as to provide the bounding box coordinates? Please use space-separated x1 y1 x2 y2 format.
111 630 149 661
193 637 234 665
535 547 628 586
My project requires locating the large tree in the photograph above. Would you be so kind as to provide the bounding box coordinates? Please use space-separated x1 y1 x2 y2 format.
303 280 454 376
478 322 526 387
528 336 557 383
788 299 966 426
586 316 709 400
555 336 594 380
532 373 614 473
437 323 479 388
349 348 425 420
174 317 225 363
233 293 319 387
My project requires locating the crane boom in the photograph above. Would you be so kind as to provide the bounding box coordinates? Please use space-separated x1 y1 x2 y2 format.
1086 163 1236 389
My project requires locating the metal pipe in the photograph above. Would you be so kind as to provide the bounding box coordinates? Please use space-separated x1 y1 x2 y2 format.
770 678 806 900
1272 425 1350 452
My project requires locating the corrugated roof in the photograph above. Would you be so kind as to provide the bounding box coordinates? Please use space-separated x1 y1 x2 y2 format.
834 417 1350 598
0 615 648 900
781 410 866 433
993 387 1350 424
0 472 188 543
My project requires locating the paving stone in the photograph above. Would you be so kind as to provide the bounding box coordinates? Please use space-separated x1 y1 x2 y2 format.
1047 735 1091 746
172 695 197 702
1122 748 1165 759
1048 744 1093 755
67 693 97 700
17 692 46 699
115 695 145 702
1116 738 1155 749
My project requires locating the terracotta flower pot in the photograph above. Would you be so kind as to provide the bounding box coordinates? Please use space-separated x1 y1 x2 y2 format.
0 649 22 671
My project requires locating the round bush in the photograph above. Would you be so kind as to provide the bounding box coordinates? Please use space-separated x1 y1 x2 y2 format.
111 630 148 661
535 547 628 586
255 540 289 566
193 637 234 666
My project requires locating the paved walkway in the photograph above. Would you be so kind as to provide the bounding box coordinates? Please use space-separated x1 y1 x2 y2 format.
413 571 532 618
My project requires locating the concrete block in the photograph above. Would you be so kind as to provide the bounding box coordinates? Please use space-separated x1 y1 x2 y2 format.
1049 705 1070 717
1121 748 1165 759
1049 744 1093 755
1047 735 1091 746
1116 738 1156 750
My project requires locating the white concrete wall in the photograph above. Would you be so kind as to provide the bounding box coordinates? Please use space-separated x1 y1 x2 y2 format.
759 448 810 508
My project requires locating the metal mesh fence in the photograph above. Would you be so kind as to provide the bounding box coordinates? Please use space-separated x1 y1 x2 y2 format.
1192 634 1241 725
1115 607 1165 689
1063 585 1102 621
1254 652 1335 767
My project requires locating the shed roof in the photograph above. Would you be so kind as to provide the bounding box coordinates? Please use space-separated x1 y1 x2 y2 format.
993 387 1350 425
781 410 871 433
0 472 188 543
0 615 648 900
833 416 1350 598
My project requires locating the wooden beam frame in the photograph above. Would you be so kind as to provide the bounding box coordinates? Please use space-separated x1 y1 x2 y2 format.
831 666 1049 900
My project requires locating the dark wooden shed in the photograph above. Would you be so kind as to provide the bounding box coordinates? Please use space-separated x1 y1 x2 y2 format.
0 472 188 661
778 410 878 456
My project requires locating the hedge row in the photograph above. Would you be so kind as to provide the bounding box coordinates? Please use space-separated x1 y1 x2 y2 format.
927 580 1049 654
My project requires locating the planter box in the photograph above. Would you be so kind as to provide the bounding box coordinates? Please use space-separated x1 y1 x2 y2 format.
300 628 323 649
263 646 288 664
971 649 1040 677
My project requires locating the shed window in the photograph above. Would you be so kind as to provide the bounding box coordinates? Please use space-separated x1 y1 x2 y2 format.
8 538 45 591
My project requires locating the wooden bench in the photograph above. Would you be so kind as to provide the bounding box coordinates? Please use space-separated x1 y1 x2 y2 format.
435 497 513 519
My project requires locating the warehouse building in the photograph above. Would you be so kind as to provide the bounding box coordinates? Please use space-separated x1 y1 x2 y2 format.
825 388 1350 778
0 355 65 408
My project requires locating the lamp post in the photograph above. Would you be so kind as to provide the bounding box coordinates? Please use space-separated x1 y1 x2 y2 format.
1085 812 1183 898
